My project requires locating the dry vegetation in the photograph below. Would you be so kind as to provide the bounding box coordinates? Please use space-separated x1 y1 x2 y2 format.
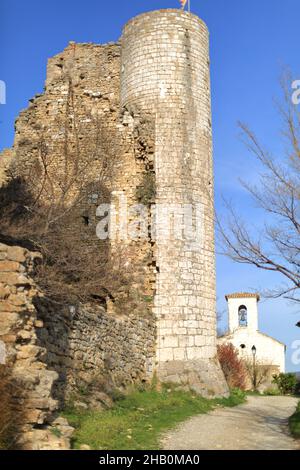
217 343 247 390
0 80 138 308
0 366 24 450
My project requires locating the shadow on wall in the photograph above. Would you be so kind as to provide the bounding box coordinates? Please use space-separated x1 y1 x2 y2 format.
35 298 156 405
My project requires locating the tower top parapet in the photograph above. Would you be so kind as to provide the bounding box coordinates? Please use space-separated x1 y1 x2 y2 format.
122 9 207 34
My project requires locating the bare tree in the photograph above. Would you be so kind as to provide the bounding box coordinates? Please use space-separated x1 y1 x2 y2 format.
218 74 300 303
244 359 274 391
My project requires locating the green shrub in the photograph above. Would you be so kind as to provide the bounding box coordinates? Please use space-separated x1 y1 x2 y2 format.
216 388 246 407
230 388 247 402
272 373 297 395
263 386 281 396
289 401 300 438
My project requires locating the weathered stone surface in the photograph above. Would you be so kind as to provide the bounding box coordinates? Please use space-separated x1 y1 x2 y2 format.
121 10 228 396
0 8 230 450
6 246 27 263
0 286 10 299
0 149 14 186
0 261 20 272
16 345 41 359
0 243 70 450
37 299 156 399
0 312 21 334
9 294 27 306
0 301 23 312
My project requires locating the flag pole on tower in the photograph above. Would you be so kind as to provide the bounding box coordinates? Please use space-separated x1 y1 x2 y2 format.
180 0 187 10
180 1 191 12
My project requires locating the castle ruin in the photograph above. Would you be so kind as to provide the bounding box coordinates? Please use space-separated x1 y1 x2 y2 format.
0 9 228 449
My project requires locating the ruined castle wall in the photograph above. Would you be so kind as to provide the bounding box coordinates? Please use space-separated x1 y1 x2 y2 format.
121 10 227 395
0 42 157 410
0 10 228 400
0 149 14 186
0 40 156 312
0 241 156 447
0 242 73 449
12 43 123 201
36 300 156 399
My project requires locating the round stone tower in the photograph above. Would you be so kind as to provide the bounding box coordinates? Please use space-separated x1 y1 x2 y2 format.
121 9 228 396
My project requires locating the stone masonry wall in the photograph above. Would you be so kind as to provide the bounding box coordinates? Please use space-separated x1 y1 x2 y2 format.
0 241 156 447
0 40 158 432
0 9 228 406
0 242 73 449
121 10 228 396
36 300 156 401
1 40 156 316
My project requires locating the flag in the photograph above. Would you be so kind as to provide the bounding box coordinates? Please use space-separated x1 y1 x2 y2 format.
180 0 187 9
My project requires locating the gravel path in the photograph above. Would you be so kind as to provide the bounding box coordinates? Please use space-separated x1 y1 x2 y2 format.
162 396 299 450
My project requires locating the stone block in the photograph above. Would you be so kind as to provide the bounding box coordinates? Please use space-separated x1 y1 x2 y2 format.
173 348 186 361
158 348 174 362
16 345 42 360
0 273 30 286
162 336 178 348
0 286 10 299
0 260 20 272
17 330 34 341
0 301 23 313
0 312 20 333
7 246 27 263
186 347 204 360
0 333 17 343
9 294 27 306
194 335 206 347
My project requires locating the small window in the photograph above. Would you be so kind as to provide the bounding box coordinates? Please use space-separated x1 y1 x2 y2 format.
238 305 248 327
240 344 246 349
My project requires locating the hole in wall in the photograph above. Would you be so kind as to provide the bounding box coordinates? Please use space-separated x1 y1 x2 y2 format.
81 216 90 226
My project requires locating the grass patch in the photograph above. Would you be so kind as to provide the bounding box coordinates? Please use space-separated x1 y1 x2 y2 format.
62 387 246 450
289 401 300 439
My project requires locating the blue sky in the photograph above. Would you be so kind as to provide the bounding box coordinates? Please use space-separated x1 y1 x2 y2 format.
0 0 299 371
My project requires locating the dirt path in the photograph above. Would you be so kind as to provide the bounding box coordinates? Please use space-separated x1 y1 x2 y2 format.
162 396 299 450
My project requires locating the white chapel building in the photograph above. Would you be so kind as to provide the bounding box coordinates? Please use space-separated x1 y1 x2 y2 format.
218 293 285 373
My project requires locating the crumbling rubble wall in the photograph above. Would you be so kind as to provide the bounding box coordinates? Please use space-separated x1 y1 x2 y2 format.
0 242 73 449
0 241 156 448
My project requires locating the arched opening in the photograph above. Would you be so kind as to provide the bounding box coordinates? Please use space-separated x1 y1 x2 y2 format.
238 305 248 327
